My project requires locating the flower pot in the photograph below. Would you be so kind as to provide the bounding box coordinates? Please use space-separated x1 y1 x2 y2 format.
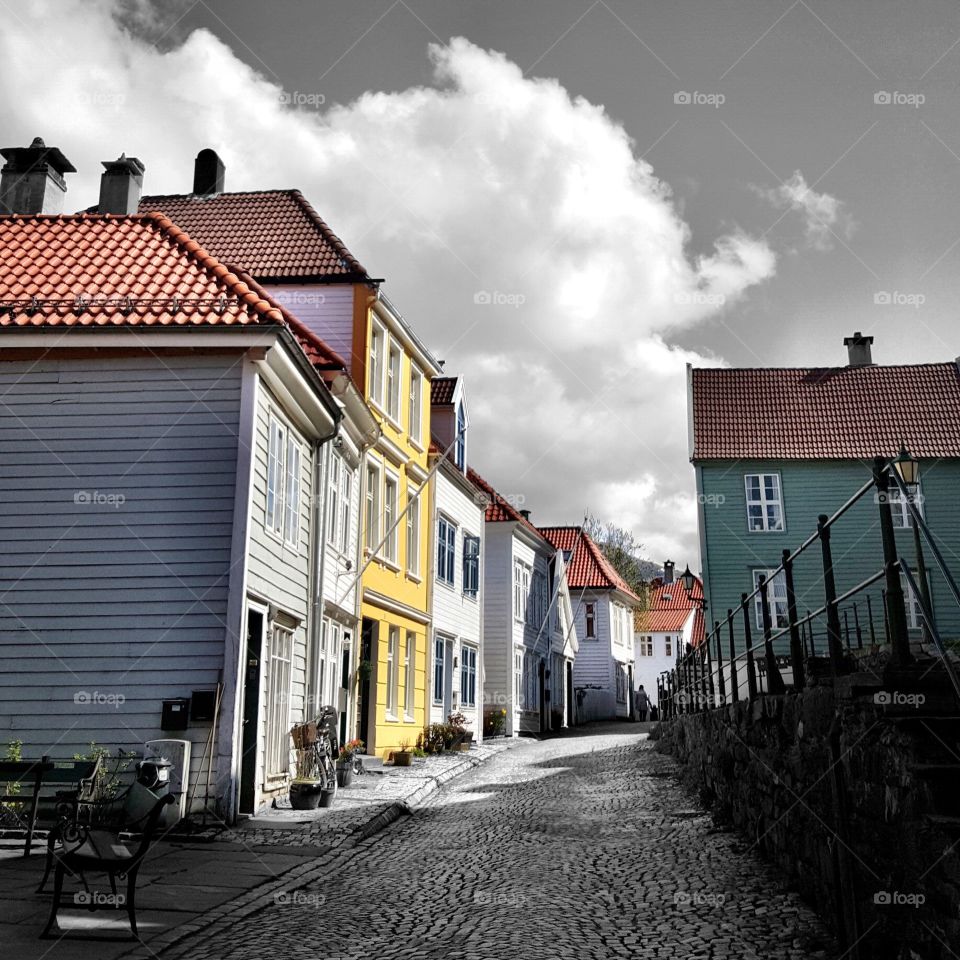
393 751 413 767
289 781 323 810
336 764 353 788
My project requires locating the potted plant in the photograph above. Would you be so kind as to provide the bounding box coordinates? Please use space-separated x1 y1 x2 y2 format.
483 708 507 738
393 739 413 767
446 712 468 751
336 738 364 788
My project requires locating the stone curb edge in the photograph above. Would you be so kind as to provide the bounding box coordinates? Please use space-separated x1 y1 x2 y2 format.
125 738 525 958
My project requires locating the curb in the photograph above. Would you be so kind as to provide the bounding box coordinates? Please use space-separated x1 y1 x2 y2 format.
127 738 524 958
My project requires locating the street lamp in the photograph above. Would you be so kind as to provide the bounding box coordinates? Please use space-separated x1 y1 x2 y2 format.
893 443 920 489
680 564 696 596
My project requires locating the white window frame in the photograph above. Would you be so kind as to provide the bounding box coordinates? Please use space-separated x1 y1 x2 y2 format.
437 515 457 586
462 534 480 598
383 469 399 565
339 462 352 554
745 473 785 532
664 635 673 658
266 412 303 547
365 459 381 554
433 636 445 705
264 623 294 778
615 665 627 703
326 452 341 549
408 365 423 446
386 340 402 423
639 635 653 657
889 484 924 530
584 602 596 639
460 644 477 707
752 569 789 630
406 484 421 578
403 631 416 720
369 319 385 407
901 569 926 629
386 626 399 719
514 649 523 707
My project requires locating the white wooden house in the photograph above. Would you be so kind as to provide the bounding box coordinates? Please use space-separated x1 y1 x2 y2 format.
468 473 577 736
633 566 704 712
0 141 375 819
426 378 485 739
540 527 643 722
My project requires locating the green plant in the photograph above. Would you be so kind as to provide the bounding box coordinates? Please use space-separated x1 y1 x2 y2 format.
411 746 428 758
419 724 449 754
73 744 134 801
1 740 23 811
483 708 507 737
337 738 364 764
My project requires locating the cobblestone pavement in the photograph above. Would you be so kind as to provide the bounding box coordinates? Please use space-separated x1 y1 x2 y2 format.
155 724 839 960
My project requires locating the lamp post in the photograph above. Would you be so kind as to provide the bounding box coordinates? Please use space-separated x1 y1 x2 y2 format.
892 445 932 645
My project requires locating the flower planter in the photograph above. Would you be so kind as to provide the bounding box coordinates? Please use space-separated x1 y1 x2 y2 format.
289 781 323 810
393 751 413 767
336 764 353 788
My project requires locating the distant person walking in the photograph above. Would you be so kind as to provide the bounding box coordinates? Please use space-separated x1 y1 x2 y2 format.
635 685 649 722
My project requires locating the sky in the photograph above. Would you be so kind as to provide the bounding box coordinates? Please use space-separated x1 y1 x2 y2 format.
2 0 960 566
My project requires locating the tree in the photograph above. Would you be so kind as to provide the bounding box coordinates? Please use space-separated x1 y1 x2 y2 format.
583 516 658 607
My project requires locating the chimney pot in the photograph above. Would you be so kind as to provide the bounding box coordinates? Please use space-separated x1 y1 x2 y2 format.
0 137 76 214
519 509 531 521
663 560 675 584
98 154 145 215
843 331 874 366
193 148 225 196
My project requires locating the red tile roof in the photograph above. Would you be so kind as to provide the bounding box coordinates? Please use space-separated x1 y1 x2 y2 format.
431 376 458 405
466 468 544 538
539 527 642 604
691 363 960 460
138 190 369 282
637 577 705 647
0 213 346 369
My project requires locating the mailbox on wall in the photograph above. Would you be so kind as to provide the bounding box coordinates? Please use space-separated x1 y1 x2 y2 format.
161 698 190 731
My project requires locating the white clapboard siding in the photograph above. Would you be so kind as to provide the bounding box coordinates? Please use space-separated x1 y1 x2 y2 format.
263 283 355 364
0 354 242 795
320 447 360 620
480 524 514 721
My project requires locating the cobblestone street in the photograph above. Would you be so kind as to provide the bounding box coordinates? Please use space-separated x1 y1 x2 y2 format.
158 725 838 960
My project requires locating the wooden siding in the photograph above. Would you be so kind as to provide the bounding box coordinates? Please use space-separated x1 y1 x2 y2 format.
480 524 514 724
263 283 355 364
0 354 242 792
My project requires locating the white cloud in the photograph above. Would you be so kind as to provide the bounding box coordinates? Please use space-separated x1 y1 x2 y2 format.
0 2 781 564
755 170 854 252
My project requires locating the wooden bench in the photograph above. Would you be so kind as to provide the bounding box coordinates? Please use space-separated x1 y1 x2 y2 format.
0 757 101 857
41 791 175 939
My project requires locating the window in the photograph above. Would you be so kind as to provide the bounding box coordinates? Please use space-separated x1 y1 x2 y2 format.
403 631 415 719
264 625 293 777
463 535 480 597
383 472 399 563
889 484 923 529
327 454 340 548
455 403 466 470
613 603 622 646
365 461 380 552
437 517 456 585
339 465 352 554
369 322 384 406
639 635 653 657
523 653 538 710
266 414 302 546
433 637 445 704
901 569 925 629
584 602 596 639
322 620 341 706
529 571 547 626
513 561 531 623
408 366 423 445
514 650 523 706
406 485 421 577
460 645 477 707
752 569 789 629
386 342 402 422
615 666 627 703
665 635 672 657
745 473 784 532
386 626 399 717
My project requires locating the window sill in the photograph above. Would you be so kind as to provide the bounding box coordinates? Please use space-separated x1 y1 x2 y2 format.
409 436 424 454
437 577 456 590
462 592 478 602
376 556 401 573
385 713 399 722
406 570 423 583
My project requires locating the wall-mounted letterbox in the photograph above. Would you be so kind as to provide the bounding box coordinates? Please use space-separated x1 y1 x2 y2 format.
161 698 190 731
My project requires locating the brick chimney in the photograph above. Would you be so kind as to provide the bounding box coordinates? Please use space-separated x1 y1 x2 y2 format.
193 148 225 195
663 560 675 584
0 137 76 214
843 331 874 366
97 154 145 215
